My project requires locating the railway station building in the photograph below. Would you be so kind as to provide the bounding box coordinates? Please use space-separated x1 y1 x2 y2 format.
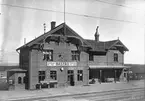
9 22 129 90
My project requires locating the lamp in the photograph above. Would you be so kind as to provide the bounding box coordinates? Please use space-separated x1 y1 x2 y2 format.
60 67 64 72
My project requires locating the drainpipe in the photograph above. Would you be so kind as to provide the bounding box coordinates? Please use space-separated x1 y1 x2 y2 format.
99 70 102 84
114 70 116 83
107 51 108 66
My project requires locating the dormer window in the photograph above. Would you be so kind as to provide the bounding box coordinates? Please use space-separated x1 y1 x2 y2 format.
114 53 118 62
43 50 53 61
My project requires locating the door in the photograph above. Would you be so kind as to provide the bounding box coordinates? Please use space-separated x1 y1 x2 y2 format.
123 72 128 81
67 70 74 86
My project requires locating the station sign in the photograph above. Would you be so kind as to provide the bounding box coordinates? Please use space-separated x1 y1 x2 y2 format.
47 62 77 66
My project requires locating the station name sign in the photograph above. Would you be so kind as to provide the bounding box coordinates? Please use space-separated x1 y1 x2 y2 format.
47 62 77 66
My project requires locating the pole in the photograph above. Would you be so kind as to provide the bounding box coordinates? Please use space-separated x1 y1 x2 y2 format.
114 70 116 83
100 70 102 84
64 0 66 36
24 38 26 45
64 0 65 23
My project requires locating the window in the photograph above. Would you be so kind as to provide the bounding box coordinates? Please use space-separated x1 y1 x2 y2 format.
38 71 45 82
114 53 118 62
71 51 80 61
67 70 74 81
50 71 57 80
89 53 94 61
43 50 53 61
124 73 127 77
0 72 4 78
77 70 83 81
23 76 26 84
18 77 22 84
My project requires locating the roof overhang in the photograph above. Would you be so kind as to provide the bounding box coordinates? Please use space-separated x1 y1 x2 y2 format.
16 23 91 51
89 65 130 69
7 69 27 72
16 23 65 51
108 40 129 51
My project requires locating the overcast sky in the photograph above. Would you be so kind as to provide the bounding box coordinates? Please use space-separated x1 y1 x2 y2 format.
0 0 145 64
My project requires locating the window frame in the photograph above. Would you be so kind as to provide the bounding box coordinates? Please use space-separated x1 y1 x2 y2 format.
77 70 83 81
89 53 94 61
67 70 74 81
71 51 80 61
114 53 118 62
50 70 57 80
38 71 45 82
43 50 53 61
18 77 22 84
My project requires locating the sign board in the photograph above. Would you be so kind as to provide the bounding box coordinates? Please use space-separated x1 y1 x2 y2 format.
47 62 77 66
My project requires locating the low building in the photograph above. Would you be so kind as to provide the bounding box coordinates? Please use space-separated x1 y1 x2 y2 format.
14 22 129 90
126 64 145 80
0 65 19 90
0 65 19 80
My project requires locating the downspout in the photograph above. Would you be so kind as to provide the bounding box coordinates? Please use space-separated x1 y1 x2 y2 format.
123 51 126 66
107 51 108 66
104 42 108 66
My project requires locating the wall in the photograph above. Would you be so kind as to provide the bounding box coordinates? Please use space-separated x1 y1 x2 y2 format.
0 71 7 79
28 41 89 89
89 55 106 66
14 73 25 90
89 50 124 66
20 48 30 70
29 50 39 89
107 50 124 66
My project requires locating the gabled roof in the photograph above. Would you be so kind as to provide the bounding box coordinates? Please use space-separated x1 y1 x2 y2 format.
85 39 129 52
16 22 129 52
16 23 91 51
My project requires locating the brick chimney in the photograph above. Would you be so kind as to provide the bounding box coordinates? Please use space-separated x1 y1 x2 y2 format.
51 21 56 30
94 26 99 42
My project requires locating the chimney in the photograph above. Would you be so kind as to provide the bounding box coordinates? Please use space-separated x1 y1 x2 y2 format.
51 21 56 30
24 38 26 45
94 26 99 42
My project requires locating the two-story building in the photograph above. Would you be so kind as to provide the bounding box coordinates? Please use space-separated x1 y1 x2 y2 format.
87 26 129 83
13 21 129 90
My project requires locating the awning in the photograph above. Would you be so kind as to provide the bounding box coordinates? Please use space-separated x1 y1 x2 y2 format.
89 65 130 69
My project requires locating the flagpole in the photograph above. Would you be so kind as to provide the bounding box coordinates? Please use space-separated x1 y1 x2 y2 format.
64 0 65 23
64 0 66 36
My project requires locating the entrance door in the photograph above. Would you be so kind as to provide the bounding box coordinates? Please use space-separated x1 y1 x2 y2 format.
124 72 128 81
67 70 74 86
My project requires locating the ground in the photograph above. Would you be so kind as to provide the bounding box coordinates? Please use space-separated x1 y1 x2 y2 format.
0 80 144 101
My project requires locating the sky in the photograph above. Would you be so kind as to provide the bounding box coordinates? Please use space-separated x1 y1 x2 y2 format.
0 0 145 65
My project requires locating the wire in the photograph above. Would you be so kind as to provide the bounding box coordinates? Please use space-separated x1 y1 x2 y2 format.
66 12 144 25
94 0 145 12
0 3 64 13
1 3 144 25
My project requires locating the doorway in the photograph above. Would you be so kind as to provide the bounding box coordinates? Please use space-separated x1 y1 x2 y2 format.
67 70 74 86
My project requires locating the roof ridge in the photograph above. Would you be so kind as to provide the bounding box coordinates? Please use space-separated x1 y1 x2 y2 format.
85 39 118 42
16 23 65 50
16 22 91 50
